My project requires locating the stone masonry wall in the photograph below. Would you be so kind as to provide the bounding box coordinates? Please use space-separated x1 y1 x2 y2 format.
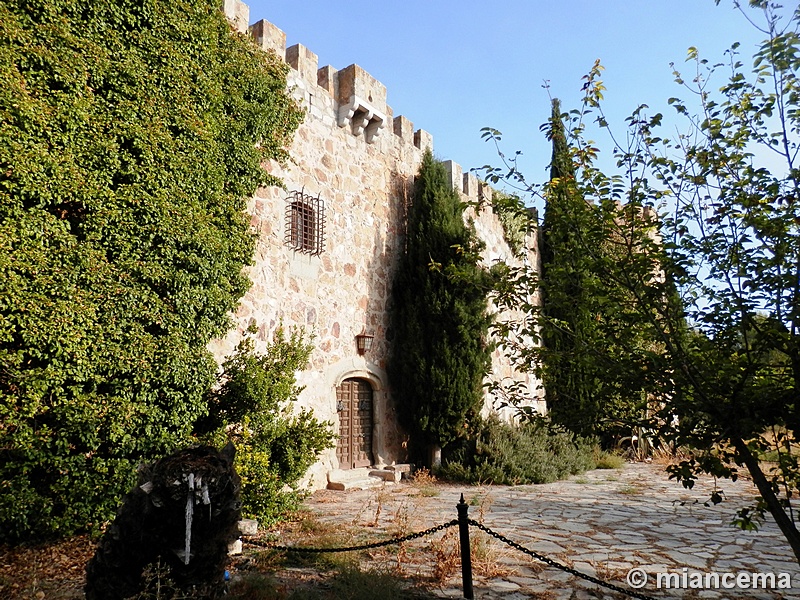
213 1 544 489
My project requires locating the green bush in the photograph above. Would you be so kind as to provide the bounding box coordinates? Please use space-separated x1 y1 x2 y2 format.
594 450 625 470
199 326 334 525
438 415 596 485
0 0 302 542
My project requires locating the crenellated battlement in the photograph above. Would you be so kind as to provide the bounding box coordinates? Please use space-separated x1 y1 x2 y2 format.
227 0 499 205
224 0 535 276
235 2 433 153
253 21 485 201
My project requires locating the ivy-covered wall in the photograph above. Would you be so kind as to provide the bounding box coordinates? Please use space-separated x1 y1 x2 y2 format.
0 0 302 541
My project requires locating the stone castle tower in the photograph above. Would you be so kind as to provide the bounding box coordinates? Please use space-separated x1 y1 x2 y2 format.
214 0 544 489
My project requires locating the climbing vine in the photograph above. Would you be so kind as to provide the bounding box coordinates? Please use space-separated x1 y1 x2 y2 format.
0 0 303 541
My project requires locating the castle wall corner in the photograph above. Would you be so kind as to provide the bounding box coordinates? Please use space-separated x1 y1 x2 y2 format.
223 0 250 34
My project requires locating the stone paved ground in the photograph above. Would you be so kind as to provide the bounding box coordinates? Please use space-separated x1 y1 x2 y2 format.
292 463 800 599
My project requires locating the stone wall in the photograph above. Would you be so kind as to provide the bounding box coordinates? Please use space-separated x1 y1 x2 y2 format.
214 0 544 489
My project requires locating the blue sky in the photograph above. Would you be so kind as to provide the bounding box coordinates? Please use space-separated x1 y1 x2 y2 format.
244 1 785 211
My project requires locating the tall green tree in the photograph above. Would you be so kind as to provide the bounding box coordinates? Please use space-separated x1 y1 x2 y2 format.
539 98 612 438
485 0 800 564
492 98 660 442
0 0 302 541
389 150 492 464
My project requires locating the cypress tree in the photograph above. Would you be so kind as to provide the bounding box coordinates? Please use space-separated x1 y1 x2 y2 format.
539 99 608 437
539 99 657 441
389 150 492 464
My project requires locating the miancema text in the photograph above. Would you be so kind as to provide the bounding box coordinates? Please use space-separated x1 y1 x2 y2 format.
658 569 792 590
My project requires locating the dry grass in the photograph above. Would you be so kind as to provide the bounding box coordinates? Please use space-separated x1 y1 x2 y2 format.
427 525 512 585
388 501 412 538
0 491 571 600
409 468 439 498
367 489 388 527
429 529 461 582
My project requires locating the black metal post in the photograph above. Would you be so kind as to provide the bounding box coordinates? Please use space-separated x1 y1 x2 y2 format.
457 493 474 600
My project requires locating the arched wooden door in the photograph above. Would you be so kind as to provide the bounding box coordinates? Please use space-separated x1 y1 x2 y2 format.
335 378 374 469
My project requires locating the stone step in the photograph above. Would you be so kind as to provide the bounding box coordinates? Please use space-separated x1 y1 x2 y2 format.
369 469 401 483
327 467 386 491
385 463 413 478
326 464 416 490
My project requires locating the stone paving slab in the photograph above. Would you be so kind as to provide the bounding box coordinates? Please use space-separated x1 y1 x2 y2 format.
298 463 800 599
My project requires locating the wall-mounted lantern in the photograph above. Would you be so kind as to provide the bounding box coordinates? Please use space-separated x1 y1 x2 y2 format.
355 329 374 356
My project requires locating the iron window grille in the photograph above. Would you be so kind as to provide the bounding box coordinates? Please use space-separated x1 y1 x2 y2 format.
285 189 325 255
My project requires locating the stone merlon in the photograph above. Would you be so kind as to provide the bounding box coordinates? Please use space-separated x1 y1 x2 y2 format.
224 0 249 33
287 44 319 84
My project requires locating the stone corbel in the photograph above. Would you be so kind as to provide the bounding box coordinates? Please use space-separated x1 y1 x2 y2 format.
338 95 385 144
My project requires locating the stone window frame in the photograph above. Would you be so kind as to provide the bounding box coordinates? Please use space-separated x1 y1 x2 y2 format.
285 189 325 255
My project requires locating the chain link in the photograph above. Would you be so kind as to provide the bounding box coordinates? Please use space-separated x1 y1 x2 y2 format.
468 520 658 600
244 519 458 554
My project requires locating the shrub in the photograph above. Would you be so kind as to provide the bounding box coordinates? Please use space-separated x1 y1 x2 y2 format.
438 415 596 485
198 326 334 525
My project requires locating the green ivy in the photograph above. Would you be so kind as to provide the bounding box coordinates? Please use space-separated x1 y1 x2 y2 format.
0 0 303 541
490 191 529 257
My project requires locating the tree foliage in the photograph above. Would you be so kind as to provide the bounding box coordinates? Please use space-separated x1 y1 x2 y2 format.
483 0 800 564
198 326 334 525
537 98 664 442
539 98 614 438
489 190 528 257
389 150 493 461
0 0 302 541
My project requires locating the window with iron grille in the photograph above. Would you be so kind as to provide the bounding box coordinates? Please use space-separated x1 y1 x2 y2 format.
285 190 325 255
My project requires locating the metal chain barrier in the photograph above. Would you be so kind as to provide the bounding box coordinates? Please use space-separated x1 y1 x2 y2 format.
468 519 658 600
244 519 458 553
242 511 658 600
